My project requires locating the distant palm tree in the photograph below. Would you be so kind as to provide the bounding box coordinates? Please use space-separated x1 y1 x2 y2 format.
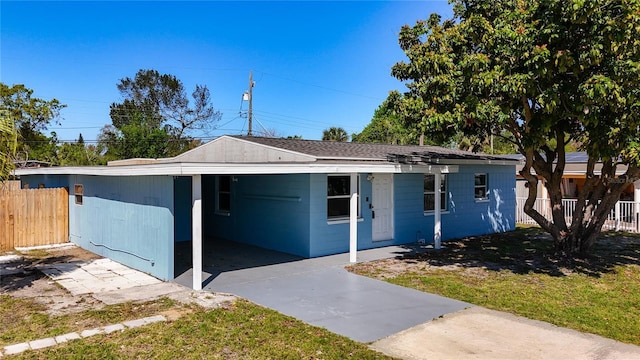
0 114 17 182
322 127 349 142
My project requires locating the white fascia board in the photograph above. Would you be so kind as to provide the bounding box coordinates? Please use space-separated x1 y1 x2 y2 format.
14 165 185 176
14 162 458 177
177 163 457 175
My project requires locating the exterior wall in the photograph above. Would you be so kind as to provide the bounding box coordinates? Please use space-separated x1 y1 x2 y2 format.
440 165 516 239
20 174 176 281
21 163 516 273
204 174 311 257
309 165 516 257
309 173 374 257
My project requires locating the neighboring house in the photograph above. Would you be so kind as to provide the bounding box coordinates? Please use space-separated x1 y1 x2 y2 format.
507 152 640 232
16 135 518 289
506 152 639 202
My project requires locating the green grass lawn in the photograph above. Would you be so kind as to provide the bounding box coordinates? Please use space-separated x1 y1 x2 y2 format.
349 226 640 346
3 298 393 359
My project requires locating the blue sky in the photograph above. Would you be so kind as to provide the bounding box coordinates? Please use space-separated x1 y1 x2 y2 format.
1 1 453 142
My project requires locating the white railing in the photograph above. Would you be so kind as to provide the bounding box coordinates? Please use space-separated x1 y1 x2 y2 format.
516 197 640 233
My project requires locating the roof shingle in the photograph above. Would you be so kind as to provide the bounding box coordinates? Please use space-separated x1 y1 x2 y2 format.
231 135 516 163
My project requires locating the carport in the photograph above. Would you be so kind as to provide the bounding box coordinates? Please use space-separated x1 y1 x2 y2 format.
174 239 469 343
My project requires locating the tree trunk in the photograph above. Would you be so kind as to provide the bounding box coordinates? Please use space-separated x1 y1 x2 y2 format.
521 148 640 257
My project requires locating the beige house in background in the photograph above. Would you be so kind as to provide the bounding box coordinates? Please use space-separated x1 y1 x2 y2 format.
508 152 640 202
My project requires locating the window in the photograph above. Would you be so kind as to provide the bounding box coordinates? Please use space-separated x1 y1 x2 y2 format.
327 175 359 219
217 176 231 213
424 174 447 212
74 184 84 205
474 174 488 200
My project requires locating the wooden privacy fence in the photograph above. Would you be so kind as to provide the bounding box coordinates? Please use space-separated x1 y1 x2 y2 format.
0 187 69 250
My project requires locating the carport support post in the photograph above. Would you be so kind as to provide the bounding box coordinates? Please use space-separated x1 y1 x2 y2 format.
349 173 358 263
192 174 203 291
434 170 442 249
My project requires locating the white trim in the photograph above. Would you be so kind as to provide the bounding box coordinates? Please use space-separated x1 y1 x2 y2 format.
423 174 447 212
434 169 442 249
327 218 364 225
349 173 358 263
371 173 394 242
474 173 489 201
327 174 361 220
14 163 459 177
424 211 450 216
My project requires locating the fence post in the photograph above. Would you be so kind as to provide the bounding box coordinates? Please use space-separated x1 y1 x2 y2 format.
615 201 620 231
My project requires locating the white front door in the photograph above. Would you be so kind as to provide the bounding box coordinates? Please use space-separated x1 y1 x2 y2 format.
372 173 394 241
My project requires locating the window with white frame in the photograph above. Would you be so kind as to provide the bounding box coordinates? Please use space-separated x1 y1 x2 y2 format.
217 175 231 213
474 173 488 200
327 175 359 220
424 174 447 212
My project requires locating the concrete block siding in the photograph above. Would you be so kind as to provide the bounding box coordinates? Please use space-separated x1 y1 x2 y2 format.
21 174 176 281
22 163 515 280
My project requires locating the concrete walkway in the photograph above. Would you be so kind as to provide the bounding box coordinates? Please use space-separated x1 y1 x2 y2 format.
371 307 640 360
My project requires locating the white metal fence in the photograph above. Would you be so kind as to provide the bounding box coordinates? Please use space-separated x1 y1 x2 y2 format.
516 197 640 233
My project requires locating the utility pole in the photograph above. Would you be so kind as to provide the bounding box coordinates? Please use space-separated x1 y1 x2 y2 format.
247 71 254 136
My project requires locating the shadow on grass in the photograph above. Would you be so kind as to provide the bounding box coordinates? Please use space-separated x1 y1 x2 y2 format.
394 227 640 278
0 254 79 292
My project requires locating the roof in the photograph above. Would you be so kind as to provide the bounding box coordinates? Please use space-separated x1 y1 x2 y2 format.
108 135 517 166
15 135 517 177
228 136 515 163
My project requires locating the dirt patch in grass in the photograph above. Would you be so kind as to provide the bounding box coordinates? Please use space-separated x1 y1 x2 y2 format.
350 227 640 279
1 246 105 316
0 246 225 348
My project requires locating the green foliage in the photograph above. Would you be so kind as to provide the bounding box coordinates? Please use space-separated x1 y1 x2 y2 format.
322 127 349 142
352 98 417 144
0 111 17 181
103 69 220 159
390 0 640 253
57 143 106 166
0 83 66 163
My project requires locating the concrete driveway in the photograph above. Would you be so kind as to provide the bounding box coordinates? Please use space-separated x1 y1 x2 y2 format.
175 241 469 343
174 240 640 359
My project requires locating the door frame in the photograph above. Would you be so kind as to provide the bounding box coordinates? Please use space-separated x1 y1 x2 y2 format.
371 173 394 241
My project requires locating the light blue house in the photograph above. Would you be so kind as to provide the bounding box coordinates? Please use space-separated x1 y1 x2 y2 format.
16 135 517 289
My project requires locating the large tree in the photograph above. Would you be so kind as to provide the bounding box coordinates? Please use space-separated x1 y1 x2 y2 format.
390 0 640 255
104 69 221 158
352 98 417 145
0 83 65 163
